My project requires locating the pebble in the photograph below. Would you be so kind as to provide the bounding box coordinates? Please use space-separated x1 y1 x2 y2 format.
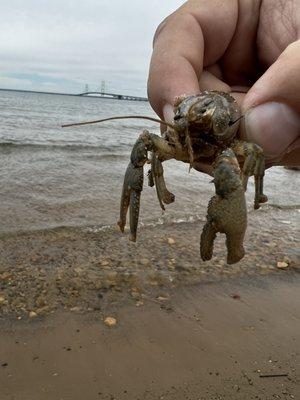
0 273 12 281
277 261 289 269
233 385 240 392
104 316 117 327
100 260 110 267
106 272 117 281
130 288 140 299
70 306 81 312
35 296 46 308
167 238 175 245
0 296 5 304
157 296 169 302
140 258 150 266
29 311 38 318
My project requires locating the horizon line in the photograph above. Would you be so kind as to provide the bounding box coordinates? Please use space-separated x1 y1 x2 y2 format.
0 87 148 101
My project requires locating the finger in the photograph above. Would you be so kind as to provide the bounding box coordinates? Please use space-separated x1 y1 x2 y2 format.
162 70 232 124
148 12 204 121
148 0 238 120
241 40 300 165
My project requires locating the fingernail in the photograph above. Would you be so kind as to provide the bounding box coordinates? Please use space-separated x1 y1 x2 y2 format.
243 102 300 161
162 103 174 123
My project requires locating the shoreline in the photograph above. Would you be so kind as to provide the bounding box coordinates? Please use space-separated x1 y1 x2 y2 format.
0 203 299 318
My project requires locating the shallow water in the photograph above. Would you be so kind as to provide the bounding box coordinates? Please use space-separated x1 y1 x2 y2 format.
0 89 299 234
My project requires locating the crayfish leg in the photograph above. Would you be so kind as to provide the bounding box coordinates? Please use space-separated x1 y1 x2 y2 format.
117 164 131 233
118 135 147 240
118 129 178 241
232 140 268 209
129 190 141 242
151 154 175 211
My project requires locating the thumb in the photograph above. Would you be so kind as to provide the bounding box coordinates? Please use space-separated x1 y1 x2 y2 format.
241 40 300 166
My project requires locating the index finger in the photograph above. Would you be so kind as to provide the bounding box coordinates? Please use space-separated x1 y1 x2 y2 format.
147 0 238 120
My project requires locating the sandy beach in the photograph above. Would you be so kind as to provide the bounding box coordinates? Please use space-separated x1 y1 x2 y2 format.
1 1 300 397
0 200 299 399
1 273 299 400
1 91 299 398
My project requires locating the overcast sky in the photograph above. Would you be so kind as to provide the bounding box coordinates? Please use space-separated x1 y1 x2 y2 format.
0 0 186 96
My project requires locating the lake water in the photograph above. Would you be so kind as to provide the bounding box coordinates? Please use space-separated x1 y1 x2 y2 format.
0 89 299 234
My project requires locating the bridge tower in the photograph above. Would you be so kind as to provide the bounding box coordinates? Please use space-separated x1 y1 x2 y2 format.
85 84 89 93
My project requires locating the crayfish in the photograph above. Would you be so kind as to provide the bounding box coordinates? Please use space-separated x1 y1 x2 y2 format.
63 91 268 264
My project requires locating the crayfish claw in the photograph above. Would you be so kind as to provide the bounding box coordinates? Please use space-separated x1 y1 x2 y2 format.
151 154 175 210
200 219 216 261
147 168 154 187
118 136 147 241
201 149 247 264
118 165 131 233
226 234 245 264
129 190 141 241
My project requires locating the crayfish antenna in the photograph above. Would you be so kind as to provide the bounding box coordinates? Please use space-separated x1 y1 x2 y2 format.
62 115 176 130
229 115 244 127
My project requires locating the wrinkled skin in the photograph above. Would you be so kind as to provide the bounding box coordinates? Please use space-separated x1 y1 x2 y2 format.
118 90 268 264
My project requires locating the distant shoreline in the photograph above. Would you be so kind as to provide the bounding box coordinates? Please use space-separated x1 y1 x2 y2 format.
0 87 81 97
0 87 148 101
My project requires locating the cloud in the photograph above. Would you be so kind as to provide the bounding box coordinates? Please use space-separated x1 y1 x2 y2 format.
0 0 185 95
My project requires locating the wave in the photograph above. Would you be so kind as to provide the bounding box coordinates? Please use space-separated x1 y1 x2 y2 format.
0 140 132 153
0 212 205 238
85 213 206 234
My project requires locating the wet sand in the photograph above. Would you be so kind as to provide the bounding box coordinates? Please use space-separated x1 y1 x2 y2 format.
1 274 300 400
0 203 299 399
0 202 299 316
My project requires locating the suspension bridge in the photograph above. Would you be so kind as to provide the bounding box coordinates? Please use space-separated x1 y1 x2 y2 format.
77 91 148 101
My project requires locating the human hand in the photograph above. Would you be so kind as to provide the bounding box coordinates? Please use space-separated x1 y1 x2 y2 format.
148 0 300 171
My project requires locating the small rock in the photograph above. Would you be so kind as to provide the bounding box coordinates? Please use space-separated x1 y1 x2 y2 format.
0 296 5 304
35 296 46 308
106 272 117 281
29 311 38 319
104 316 117 327
277 261 289 269
70 306 81 312
130 288 140 299
0 272 12 281
233 385 240 392
100 260 110 267
30 254 40 263
167 238 175 245
157 296 169 302
140 258 150 266
135 300 144 307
